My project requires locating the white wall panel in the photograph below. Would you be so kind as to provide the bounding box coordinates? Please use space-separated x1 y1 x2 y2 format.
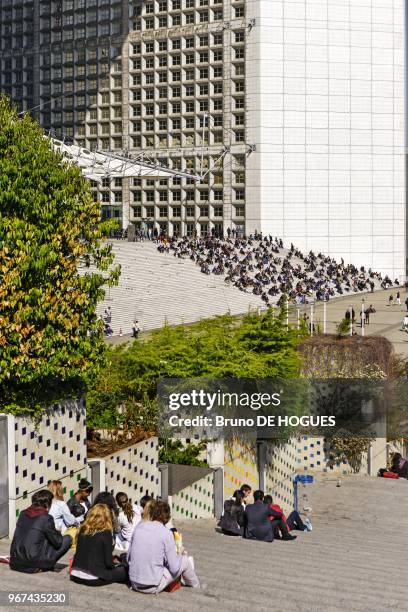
246 0 405 277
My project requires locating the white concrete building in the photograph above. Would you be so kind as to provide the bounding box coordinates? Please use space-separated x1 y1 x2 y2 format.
246 0 406 278
0 0 405 278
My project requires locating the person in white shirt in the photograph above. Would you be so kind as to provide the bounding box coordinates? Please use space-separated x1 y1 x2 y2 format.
114 492 142 551
48 480 81 533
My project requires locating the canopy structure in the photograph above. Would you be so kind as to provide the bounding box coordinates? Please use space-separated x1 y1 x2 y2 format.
49 137 200 182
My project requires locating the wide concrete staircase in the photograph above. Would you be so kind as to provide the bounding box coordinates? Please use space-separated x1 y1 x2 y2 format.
1 476 407 611
97 241 261 335
95 240 388 337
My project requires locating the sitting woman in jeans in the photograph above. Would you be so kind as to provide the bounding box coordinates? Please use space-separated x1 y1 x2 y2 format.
127 500 200 594
70 504 128 586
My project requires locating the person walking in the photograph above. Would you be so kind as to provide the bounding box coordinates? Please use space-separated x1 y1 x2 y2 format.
132 320 141 339
345 307 355 321
396 291 401 306
405 296 408 312
365 305 376 325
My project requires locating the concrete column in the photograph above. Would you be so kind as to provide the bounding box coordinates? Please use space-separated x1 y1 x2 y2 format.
213 467 224 519
158 464 169 501
257 440 267 491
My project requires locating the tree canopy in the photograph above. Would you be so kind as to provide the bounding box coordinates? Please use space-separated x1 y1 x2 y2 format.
0 97 119 414
87 310 307 430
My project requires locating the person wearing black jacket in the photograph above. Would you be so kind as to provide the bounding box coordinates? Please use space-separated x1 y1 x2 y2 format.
244 490 296 542
218 490 245 536
244 490 277 542
67 479 93 519
10 490 72 573
70 503 128 586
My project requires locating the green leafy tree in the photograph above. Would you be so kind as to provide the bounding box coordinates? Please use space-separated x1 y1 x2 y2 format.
87 309 307 430
0 97 119 414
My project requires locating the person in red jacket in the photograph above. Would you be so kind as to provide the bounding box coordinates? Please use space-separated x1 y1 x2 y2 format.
263 495 311 533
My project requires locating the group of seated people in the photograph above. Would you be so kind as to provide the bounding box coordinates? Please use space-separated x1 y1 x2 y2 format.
159 234 397 308
9 478 200 594
218 484 312 542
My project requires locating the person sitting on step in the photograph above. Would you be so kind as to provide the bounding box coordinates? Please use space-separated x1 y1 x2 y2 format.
127 500 200 594
10 490 72 573
263 495 311 534
67 479 93 520
390 452 408 478
70 504 128 587
239 483 252 506
244 490 296 542
218 489 245 536
48 480 82 533
114 492 142 551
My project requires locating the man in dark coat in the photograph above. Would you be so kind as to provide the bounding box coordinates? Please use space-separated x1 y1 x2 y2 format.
244 490 283 542
10 490 72 573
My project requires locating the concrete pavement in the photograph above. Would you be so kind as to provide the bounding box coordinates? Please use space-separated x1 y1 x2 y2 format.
1 475 407 611
292 287 408 357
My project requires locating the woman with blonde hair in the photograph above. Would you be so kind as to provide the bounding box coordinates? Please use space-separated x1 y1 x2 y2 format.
141 499 156 521
48 480 80 534
70 504 128 586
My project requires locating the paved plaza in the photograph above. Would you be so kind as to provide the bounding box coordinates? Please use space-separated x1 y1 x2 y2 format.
303 288 408 358
1 476 407 612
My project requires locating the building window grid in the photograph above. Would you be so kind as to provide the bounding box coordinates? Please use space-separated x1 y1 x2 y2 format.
8 3 248 232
